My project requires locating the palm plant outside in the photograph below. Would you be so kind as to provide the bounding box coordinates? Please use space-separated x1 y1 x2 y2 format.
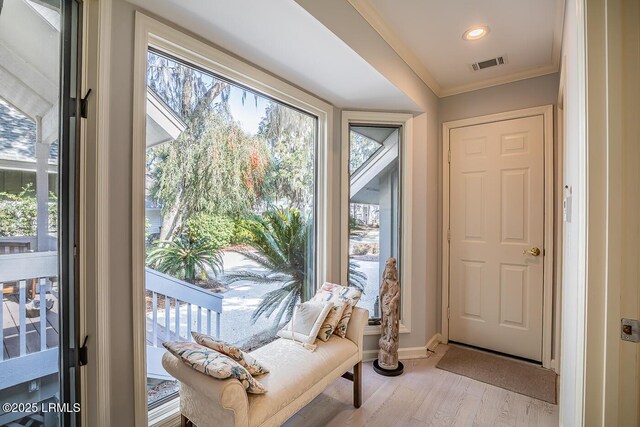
225 207 367 327
147 233 223 284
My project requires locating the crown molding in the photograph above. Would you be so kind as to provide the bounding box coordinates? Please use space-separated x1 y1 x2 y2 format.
439 63 559 97
347 0 443 96
347 0 565 99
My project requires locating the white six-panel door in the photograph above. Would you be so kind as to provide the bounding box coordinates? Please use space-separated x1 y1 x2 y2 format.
448 115 544 361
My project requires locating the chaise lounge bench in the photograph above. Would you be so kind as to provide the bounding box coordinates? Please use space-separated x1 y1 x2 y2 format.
162 306 369 427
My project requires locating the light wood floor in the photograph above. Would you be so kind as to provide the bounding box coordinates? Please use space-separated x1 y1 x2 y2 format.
284 344 559 427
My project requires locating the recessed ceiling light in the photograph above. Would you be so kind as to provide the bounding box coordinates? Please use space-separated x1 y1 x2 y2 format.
463 26 490 41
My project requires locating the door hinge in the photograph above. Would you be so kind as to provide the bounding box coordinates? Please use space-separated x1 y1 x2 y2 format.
447 229 451 241
448 150 451 163
79 336 89 366
621 319 640 343
447 307 451 319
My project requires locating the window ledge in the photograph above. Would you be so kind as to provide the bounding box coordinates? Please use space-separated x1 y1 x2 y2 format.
364 323 410 336
148 397 180 427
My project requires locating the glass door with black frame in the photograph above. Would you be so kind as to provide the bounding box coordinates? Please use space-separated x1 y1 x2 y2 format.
0 0 81 426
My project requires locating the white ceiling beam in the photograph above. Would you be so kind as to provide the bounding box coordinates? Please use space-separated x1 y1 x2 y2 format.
0 65 51 119
29 0 60 12
351 132 398 197
0 41 57 106
0 0 59 104
41 104 58 145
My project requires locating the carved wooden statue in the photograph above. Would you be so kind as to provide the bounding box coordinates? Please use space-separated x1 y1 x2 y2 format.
377 257 401 371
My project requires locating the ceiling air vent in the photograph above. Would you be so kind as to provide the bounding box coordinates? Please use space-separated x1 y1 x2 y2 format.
470 55 507 71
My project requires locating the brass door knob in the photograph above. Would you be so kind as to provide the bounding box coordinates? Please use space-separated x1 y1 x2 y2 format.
523 247 541 256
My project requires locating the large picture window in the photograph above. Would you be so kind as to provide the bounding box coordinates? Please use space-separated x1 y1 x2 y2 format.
143 49 318 408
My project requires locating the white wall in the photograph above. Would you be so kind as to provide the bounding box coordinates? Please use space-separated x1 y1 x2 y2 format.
581 1 640 425
296 0 440 352
439 73 560 123
107 1 137 424
558 0 587 425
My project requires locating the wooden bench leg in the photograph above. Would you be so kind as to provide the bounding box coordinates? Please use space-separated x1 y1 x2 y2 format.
181 414 193 427
353 361 362 408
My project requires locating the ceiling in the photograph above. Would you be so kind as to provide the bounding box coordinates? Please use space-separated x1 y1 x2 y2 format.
126 0 563 109
348 0 565 97
127 0 420 112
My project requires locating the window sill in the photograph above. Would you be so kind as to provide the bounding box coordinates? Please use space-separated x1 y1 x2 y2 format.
148 397 180 427
364 323 410 336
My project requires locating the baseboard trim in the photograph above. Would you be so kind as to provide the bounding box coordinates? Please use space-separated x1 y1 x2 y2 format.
363 334 442 362
426 333 442 352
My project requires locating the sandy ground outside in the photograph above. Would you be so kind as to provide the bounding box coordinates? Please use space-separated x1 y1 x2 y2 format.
149 251 282 347
149 247 382 346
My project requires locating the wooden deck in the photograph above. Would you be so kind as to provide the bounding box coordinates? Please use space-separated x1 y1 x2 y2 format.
2 293 184 360
0 265 223 385
146 315 181 347
2 293 59 360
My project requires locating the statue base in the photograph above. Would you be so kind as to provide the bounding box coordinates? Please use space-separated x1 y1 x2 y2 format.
373 359 404 377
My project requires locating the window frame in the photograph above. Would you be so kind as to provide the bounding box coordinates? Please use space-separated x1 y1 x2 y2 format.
131 12 333 426
341 111 413 336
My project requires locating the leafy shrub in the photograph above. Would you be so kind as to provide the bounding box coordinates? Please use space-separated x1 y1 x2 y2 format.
186 213 235 249
232 217 259 244
349 215 359 230
351 242 380 256
0 187 57 237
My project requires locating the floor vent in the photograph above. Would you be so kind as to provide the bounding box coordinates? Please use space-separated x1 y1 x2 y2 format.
470 55 507 71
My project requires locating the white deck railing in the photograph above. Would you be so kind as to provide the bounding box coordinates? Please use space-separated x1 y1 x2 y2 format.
0 252 58 389
145 268 223 379
0 258 224 385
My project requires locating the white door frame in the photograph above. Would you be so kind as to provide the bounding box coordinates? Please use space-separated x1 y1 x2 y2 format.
442 105 555 370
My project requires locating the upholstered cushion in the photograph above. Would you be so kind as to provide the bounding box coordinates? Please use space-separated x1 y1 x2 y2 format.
277 301 333 344
162 341 267 394
316 300 347 342
161 307 369 427
191 333 269 376
311 282 362 337
247 335 359 426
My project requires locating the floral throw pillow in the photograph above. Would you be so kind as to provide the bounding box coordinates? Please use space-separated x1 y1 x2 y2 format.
316 300 347 342
163 341 267 394
311 282 362 338
191 333 269 376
